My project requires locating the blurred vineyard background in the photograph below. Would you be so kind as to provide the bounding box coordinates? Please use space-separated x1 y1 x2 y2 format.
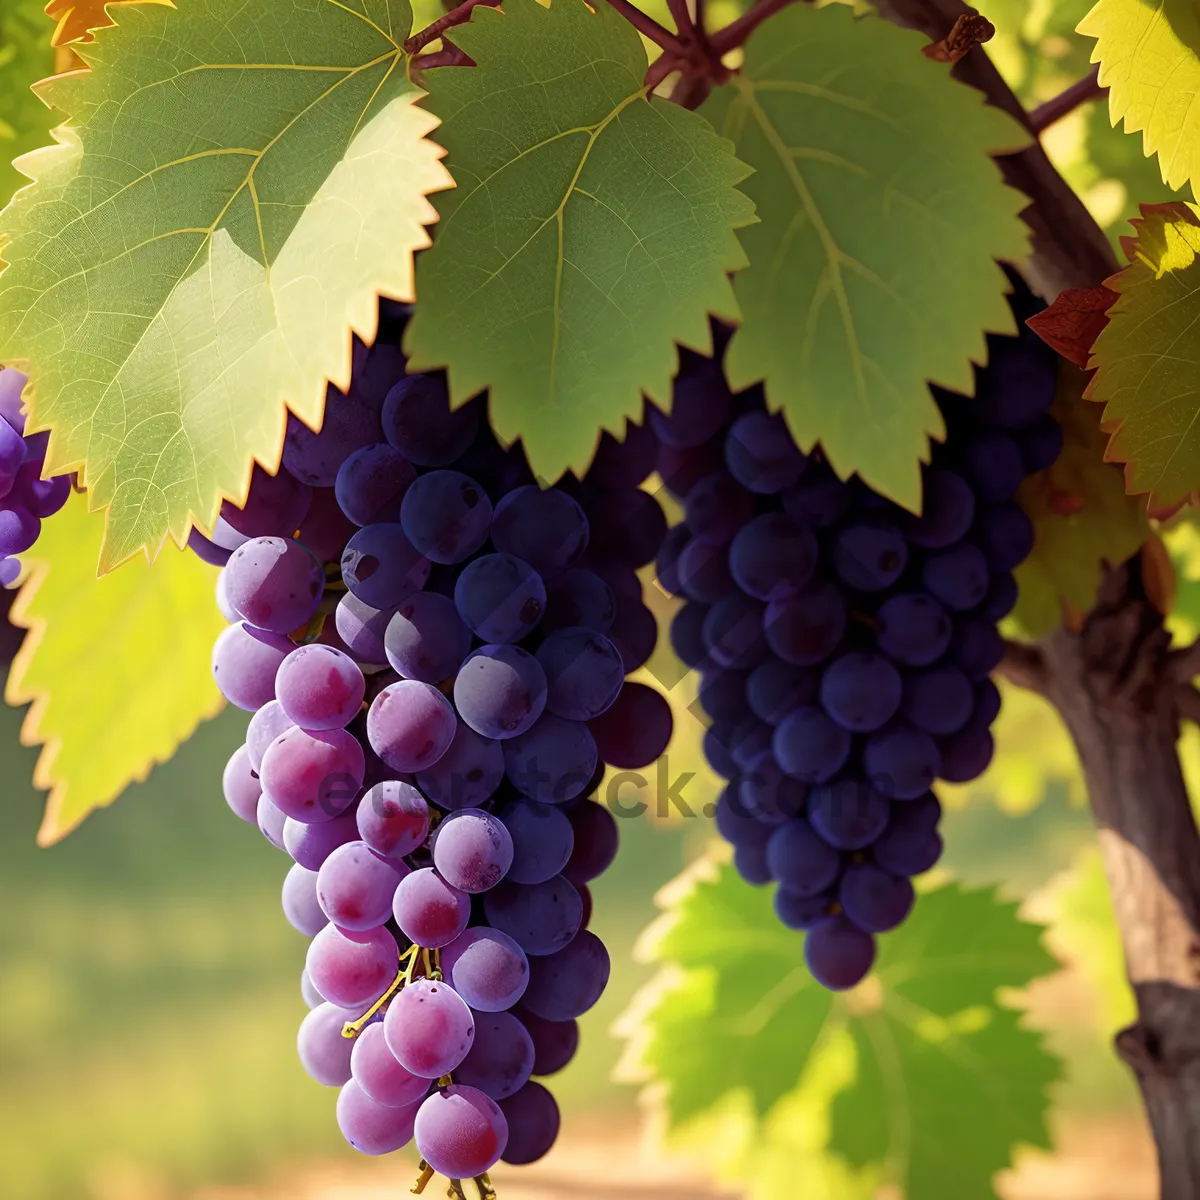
0 0 1191 1194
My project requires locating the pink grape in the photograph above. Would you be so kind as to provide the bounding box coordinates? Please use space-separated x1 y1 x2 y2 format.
283 811 360 871
356 780 429 861
350 1022 430 1108
392 868 472 949
276 644 366 731
222 744 261 823
433 809 513 894
211 622 293 711
367 679 457 773
282 863 328 936
297 1002 359 1086
316 840 409 932
337 1079 421 1155
414 1085 508 1179
441 927 529 1012
383 978 475 1079
246 699 295 771
260 727 364 822
222 536 324 633
306 924 398 1008
257 794 288 850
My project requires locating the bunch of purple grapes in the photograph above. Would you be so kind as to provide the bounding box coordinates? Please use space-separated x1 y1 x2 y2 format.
207 304 672 1193
0 368 72 584
655 293 1062 992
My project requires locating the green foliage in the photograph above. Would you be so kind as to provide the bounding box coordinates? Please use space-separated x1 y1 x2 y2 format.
6 491 227 844
0 1 56 209
701 3 1029 512
0 0 451 570
1079 0 1200 193
405 0 754 483
1087 202 1200 510
1013 363 1148 636
620 851 1062 1198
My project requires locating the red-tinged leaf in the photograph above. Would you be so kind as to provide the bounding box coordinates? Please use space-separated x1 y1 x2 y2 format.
1025 286 1119 368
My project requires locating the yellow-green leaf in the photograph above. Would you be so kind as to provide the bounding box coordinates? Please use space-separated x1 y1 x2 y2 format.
0 0 452 570
405 0 755 482
44 0 163 47
1086 202 1200 510
1013 362 1148 636
0 1 57 210
6 491 227 844
1079 0 1200 192
701 3 1030 511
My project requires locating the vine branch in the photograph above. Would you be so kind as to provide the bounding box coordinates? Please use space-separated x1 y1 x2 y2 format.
1168 638 1200 687
1173 683 1200 727
1029 65 1105 134
403 0 499 56
996 638 1049 696
600 0 683 51
709 0 800 55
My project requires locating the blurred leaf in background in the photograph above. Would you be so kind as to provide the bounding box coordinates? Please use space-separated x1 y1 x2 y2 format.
0 0 56 209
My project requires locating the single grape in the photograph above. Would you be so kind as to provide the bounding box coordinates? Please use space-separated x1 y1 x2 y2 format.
223 744 262 823
652 356 732 447
605 596 657 673
951 616 1005 680
975 341 1057 428
670 602 709 668
441 927 531 1012
499 798 576 886
392 868 472 948
298 487 357 564
774 888 835 931
433 808 514 893
657 437 723 500
1020 413 1063 474
874 822 943 876
922 541 990 611
938 719 995 782
384 978 476 1078
729 513 818 601
561 800 618 885
703 592 767 670
335 443 417 526
258 794 288 850
0 507 41 556
401 469 493 564
772 706 851 783
724 410 807 493
901 666 974 736
542 568 616 633
727 714 774 769
499 1081 561 1166
260 726 365 822
781 471 851 527
384 591 472 684
283 390 381 486
714 785 770 848
587 682 672 769
874 593 952 666
306 924 398 1009
536 627 625 721
585 487 668 567
491 485 590 578
804 914 876 990
676 537 734 604
284 811 360 871
981 571 1018 621
275 644 366 731
734 840 772 884
697 668 751 726
298 1002 359 1086
357 780 429 861
484 876 583 956
211 622 294 711
974 502 1035 571
746 657 818 725
765 819 841 897
282 863 328 936
337 1080 421 1155
246 700 296 772
414 1085 508 1179
415 721 505 811
456 1011 536 1100
974 678 1001 726
350 1022 430 1108
521 929 609 1021
958 430 1025 501
334 592 395 667
503 713 598 805
381 374 478 467
763 578 847 667
863 723 941 800
455 552 546 642
820 652 902 732
839 862 915 933
901 468 975 549
833 521 908 592
317 840 408 932
515 1008 579 1076
340 523 430 609
454 645 548 741
684 471 755 545
808 779 891 850
366 679 457 773
301 968 325 1008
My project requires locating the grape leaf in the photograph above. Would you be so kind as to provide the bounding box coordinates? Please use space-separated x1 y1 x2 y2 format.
0 1 57 209
6 491 227 845
1026 285 1118 369
43 0 161 47
0 0 452 570
619 851 1061 1196
404 0 755 482
1013 362 1148 636
701 3 1030 511
1078 0 1200 193
1086 203 1200 510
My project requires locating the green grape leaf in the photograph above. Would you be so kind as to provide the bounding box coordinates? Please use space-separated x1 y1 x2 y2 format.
620 851 1061 1198
6 491 227 845
1079 0 1200 193
701 3 1030 511
828 886 1060 1196
1086 203 1200 511
1013 362 1148 636
0 0 452 570
0 1 57 210
404 0 755 482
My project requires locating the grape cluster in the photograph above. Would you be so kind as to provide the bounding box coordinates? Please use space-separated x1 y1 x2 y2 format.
0 368 72 584
656 300 1062 992
208 304 672 1193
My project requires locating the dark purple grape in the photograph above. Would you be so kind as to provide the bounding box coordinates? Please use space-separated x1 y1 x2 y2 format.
804 914 876 990
605 597 657 673
455 553 546 643
974 678 1001 726
670 602 709 668
833 521 907 592
652 356 732 447
491 486 590 578
901 666 974 735
401 470 493 564
654 525 689 596
772 707 850 783
738 751 807 826
901 469 974 549
543 568 616 633
684 472 755 546
938 719 995 782
733 841 772 885
958 431 1024 501
587 682 672 769
381 374 478 467
774 888 835 930
808 779 890 849
586 488 667 567
724 410 807 493
875 593 952 666
781 471 851 527
839 863 915 933
746 656 817 725
702 593 767 670
1020 414 1063 474
677 538 734 604
283 389 381 486
974 502 1035 571
729 513 818 601
820 652 902 732
763 578 847 667
951 616 1005 679
981 572 1018 621
341 523 430 609
975 340 1057 429
696 669 749 725
766 819 841 896
863 723 940 800
334 443 416 526
922 541 989 611
586 420 658 488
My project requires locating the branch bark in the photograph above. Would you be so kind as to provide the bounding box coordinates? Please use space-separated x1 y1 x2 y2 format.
1030 66 1105 134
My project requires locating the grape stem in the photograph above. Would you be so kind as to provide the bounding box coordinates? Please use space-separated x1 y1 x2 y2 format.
404 0 501 56
341 944 421 1039
1029 65 1104 134
412 1161 437 1194
995 639 1048 696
